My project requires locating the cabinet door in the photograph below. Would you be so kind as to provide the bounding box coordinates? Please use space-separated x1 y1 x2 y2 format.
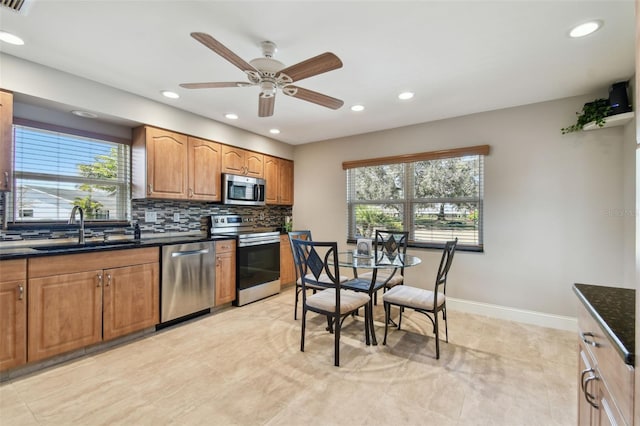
0 90 13 192
264 155 279 204
279 235 296 286
0 259 27 371
221 146 246 175
215 240 236 306
103 263 159 341
28 270 102 362
146 127 188 199
278 159 294 205
244 151 264 178
188 137 221 201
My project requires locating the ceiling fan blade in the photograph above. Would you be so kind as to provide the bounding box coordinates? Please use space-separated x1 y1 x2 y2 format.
258 94 275 117
283 86 344 110
179 82 252 89
191 32 257 73
277 52 342 83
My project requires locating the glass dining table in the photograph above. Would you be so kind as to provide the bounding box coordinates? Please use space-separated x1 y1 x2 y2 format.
335 250 422 345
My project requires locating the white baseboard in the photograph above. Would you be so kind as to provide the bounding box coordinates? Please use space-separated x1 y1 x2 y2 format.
446 297 577 332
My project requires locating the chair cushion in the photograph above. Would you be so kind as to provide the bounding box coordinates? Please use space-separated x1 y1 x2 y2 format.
306 289 370 314
359 270 403 287
382 285 445 311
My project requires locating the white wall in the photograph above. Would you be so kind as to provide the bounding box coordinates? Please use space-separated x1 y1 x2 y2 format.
293 96 635 319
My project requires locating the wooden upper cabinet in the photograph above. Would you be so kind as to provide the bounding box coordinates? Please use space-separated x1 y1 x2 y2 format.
188 136 221 201
133 126 188 199
265 155 294 205
222 146 264 178
0 90 13 192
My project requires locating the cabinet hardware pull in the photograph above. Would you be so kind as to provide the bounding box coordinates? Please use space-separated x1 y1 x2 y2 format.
97 273 103 287
18 284 24 300
581 332 600 347
583 375 600 409
106 274 112 287
148 184 153 194
3 171 8 188
580 367 593 392
189 188 194 197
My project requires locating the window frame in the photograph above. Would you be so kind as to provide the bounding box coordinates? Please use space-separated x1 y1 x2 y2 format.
344 145 489 252
8 118 132 227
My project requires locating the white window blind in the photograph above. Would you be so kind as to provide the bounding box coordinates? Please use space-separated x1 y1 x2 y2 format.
345 146 487 250
11 124 131 223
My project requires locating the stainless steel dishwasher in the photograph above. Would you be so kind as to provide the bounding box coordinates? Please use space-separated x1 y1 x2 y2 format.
161 241 215 323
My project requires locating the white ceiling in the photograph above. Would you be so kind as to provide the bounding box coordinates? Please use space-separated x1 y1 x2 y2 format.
0 1 635 145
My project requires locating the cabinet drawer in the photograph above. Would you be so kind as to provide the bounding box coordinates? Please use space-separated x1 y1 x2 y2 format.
29 247 159 278
215 239 236 253
577 302 634 424
0 259 26 281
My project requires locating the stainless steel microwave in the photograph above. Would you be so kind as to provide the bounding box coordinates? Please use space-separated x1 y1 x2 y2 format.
222 173 266 206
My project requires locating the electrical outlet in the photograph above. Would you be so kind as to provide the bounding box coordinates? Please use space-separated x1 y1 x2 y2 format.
173 213 180 222
145 211 157 223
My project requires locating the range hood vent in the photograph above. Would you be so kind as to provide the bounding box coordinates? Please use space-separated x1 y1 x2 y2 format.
1 0 28 13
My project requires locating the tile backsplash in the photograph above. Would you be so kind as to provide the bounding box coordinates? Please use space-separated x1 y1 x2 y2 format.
0 193 292 241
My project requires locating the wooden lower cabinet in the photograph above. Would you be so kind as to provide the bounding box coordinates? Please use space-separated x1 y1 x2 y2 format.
215 240 236 306
27 248 159 363
103 262 159 341
279 235 296 286
0 259 27 371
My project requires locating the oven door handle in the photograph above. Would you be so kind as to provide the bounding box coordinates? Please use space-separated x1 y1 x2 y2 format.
171 249 210 257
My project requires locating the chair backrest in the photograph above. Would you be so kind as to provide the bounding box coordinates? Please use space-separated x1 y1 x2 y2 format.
435 238 458 294
288 231 312 281
290 239 341 291
374 230 408 271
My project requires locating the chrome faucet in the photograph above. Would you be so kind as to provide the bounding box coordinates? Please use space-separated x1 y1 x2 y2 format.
68 206 85 244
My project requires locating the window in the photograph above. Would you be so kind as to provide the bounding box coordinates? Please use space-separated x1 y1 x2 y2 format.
344 145 488 250
10 123 131 224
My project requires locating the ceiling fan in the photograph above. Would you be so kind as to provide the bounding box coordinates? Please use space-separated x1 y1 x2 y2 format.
180 32 344 117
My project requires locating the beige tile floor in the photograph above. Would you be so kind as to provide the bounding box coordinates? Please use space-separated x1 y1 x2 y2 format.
1 286 577 425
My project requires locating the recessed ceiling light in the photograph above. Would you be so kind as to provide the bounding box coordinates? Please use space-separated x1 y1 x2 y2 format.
225 113 239 120
351 105 365 112
0 31 24 45
398 92 414 100
569 21 602 38
71 110 98 119
161 90 180 99
269 128 280 134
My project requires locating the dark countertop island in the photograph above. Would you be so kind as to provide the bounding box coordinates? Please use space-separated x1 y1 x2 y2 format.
573 283 635 366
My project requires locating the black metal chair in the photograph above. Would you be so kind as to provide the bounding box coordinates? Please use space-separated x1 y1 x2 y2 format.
291 239 370 367
288 231 349 320
382 238 458 359
357 230 408 303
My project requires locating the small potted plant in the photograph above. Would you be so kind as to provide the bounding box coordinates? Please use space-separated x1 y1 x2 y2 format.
561 98 611 134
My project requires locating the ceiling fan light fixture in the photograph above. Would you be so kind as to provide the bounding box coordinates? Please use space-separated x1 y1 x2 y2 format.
260 81 276 98
269 128 280 134
351 104 365 112
569 20 602 38
225 113 239 120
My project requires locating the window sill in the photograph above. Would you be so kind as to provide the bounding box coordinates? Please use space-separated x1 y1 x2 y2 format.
346 238 483 253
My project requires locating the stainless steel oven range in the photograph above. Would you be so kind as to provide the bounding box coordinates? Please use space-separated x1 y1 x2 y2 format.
210 214 281 306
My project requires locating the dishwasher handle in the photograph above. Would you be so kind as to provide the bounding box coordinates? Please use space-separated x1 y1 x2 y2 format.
171 248 210 257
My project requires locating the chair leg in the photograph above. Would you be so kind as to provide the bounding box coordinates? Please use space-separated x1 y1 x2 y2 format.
327 316 334 333
398 306 403 330
434 309 440 360
294 287 300 320
383 302 390 345
334 313 341 367
301 307 306 353
443 305 449 343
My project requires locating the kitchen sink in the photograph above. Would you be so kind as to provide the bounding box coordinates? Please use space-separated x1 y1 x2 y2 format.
32 240 137 251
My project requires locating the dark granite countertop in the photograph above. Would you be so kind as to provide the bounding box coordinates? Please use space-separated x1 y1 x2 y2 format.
0 234 234 260
573 283 635 366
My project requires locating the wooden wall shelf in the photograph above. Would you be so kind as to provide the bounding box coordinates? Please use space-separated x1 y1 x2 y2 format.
583 111 634 131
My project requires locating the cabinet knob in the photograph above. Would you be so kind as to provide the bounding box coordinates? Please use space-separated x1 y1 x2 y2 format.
18 284 24 300
106 274 112 287
3 171 8 188
97 273 103 287
148 184 153 194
